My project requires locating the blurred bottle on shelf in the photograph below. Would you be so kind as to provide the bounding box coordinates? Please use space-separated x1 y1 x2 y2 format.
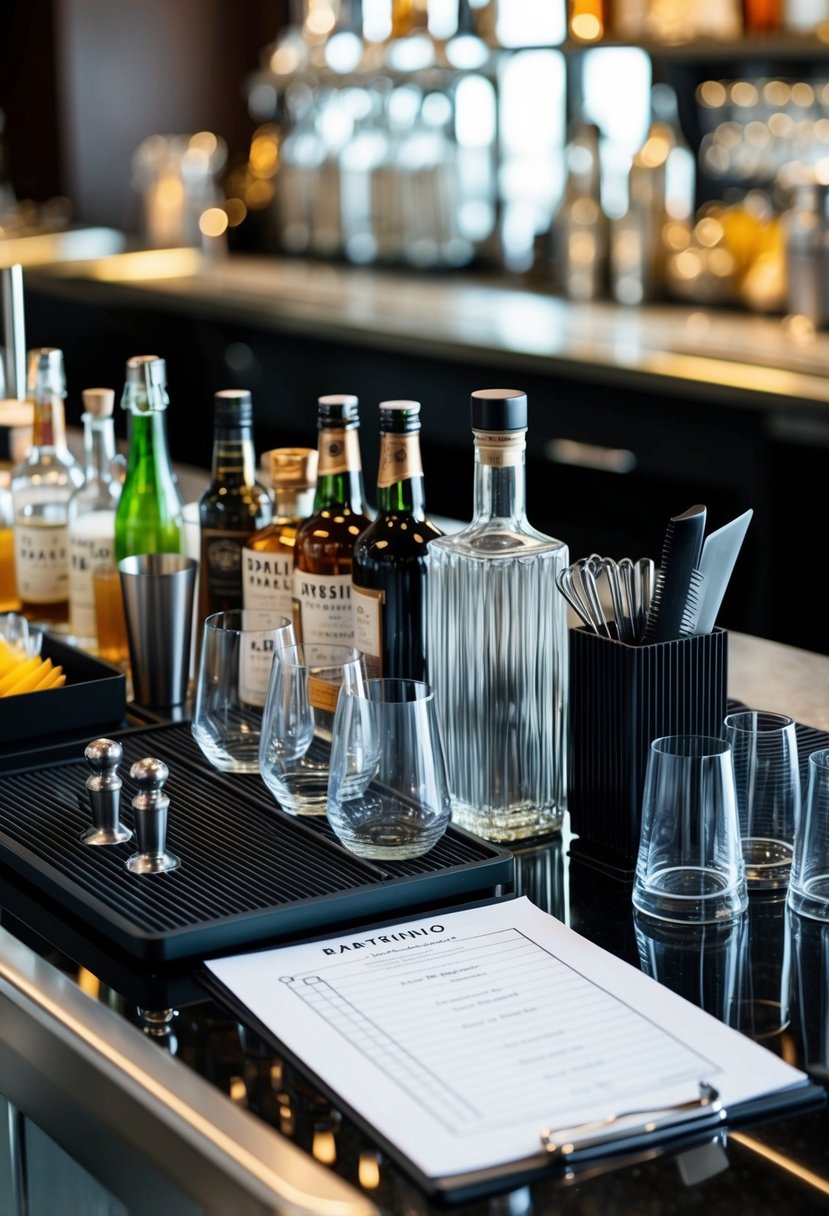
568 0 606 42
11 349 84 625
67 388 122 648
553 122 609 302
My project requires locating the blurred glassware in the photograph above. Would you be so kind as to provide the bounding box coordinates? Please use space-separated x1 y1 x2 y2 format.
634 913 747 1027
131 132 228 250
788 747 829 922
729 891 792 1050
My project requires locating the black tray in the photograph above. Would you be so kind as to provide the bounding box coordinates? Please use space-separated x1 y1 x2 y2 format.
0 722 513 963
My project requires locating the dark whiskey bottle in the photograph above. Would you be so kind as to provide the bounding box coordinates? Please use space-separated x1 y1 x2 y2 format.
352 399 442 679
293 394 372 645
198 389 272 622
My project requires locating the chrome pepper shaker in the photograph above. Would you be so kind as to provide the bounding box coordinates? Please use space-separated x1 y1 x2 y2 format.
81 738 133 846
126 756 181 874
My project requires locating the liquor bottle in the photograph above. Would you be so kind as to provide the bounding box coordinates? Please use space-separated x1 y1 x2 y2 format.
114 354 183 561
242 446 318 622
293 394 372 645
426 388 569 843
198 389 272 622
352 400 442 679
11 348 84 624
67 388 122 646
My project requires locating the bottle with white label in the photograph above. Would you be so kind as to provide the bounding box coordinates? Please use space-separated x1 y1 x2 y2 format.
293 394 372 645
11 348 84 624
352 400 442 680
67 388 122 646
242 446 318 621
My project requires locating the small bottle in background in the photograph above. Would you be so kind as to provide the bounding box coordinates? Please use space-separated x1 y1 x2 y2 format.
114 354 183 561
0 474 20 612
293 394 372 646
242 446 318 622
198 389 272 624
352 400 442 680
11 348 84 625
67 388 121 647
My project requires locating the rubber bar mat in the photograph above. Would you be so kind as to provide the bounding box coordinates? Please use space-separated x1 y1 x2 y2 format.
0 721 513 962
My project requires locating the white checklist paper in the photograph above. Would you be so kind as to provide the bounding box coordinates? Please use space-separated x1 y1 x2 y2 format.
205 897 809 1182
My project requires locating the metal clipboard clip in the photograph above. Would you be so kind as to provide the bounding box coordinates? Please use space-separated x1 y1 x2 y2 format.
540 1081 725 1162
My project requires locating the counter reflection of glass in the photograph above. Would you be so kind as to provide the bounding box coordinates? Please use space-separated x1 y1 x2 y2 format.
510 838 564 922
790 910 829 1076
729 892 792 1050
634 913 747 1027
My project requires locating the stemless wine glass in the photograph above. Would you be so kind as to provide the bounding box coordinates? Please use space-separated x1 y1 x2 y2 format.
191 609 295 773
327 677 452 860
724 709 801 889
259 643 366 815
633 734 748 924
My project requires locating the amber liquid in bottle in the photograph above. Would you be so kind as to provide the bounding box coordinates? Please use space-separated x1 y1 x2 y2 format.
293 395 372 646
242 447 318 624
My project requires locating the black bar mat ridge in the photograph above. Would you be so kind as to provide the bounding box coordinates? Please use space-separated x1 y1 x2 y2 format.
0 722 513 962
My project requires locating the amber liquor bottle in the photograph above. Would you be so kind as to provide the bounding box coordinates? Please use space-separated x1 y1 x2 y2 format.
352 399 442 679
198 389 272 622
293 394 372 645
242 446 318 622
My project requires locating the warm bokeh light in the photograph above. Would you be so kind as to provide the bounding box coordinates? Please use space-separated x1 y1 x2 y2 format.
199 207 229 238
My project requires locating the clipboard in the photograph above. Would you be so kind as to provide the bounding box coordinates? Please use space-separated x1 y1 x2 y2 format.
201 897 826 1205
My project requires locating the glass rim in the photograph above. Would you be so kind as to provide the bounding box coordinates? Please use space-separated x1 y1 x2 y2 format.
344 677 434 704
723 709 796 733
203 609 293 634
651 734 731 758
808 747 829 771
276 642 363 669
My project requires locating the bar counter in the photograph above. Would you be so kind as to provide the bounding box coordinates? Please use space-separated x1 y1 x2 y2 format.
1 629 828 1214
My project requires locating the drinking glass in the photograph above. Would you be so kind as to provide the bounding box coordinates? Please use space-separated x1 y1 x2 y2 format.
326 677 452 860
191 609 295 773
723 709 800 889
633 734 748 924
788 747 829 922
259 643 366 815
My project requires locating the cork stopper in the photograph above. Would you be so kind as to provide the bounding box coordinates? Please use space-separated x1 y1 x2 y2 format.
81 388 116 418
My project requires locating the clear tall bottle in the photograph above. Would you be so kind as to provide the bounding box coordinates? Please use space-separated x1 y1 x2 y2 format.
198 389 272 623
293 394 372 645
242 446 318 621
114 354 183 561
426 388 569 843
67 388 122 646
11 348 84 624
352 399 442 680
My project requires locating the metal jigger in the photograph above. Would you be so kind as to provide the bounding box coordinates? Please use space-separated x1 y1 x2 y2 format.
82 738 133 846
126 757 181 875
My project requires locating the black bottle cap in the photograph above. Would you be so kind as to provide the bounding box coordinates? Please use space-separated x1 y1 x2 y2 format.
318 393 360 426
214 388 253 427
378 399 421 434
470 388 527 432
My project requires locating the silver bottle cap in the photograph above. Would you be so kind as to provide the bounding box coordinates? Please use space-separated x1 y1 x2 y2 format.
122 355 169 412
27 347 66 397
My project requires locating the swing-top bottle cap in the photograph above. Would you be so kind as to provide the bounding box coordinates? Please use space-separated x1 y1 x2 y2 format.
267 447 318 489
27 348 66 397
122 355 168 410
470 388 527 432
317 393 359 426
213 388 253 426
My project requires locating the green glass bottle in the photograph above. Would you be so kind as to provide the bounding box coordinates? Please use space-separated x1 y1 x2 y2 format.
114 354 183 561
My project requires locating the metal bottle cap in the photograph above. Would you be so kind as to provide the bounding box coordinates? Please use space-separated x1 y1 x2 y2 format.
213 388 253 427
470 388 527 432
317 393 360 426
379 399 421 433
126 757 181 875
266 446 318 489
27 347 66 397
122 355 169 411
81 738 133 846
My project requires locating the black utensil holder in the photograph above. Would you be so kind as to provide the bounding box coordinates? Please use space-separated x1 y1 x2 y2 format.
568 627 728 873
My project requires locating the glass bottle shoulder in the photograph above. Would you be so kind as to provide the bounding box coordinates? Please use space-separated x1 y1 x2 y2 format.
430 517 567 561
354 511 443 559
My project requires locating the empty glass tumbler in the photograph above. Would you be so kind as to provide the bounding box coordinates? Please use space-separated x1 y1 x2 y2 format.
788 747 829 922
327 678 452 860
191 609 295 773
633 734 748 924
724 709 801 889
259 643 366 815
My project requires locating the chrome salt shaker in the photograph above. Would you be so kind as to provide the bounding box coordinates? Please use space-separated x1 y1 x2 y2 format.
126 757 181 874
81 738 133 846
